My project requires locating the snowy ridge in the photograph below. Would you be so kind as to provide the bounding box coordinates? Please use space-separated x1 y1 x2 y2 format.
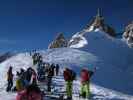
40 48 97 67
0 53 33 89
69 28 115 48
69 32 88 48
0 48 133 99
69 29 133 95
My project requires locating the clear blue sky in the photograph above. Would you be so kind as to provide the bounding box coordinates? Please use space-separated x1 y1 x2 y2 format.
0 0 132 52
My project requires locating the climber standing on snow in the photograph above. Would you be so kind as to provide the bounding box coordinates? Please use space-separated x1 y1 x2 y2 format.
6 66 14 92
30 69 37 85
80 67 96 99
50 63 55 76
32 52 38 65
55 64 60 76
15 71 24 92
63 68 76 100
47 67 54 92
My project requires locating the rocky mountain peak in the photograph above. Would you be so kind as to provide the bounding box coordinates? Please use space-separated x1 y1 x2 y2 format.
48 33 68 49
85 9 116 37
123 21 133 47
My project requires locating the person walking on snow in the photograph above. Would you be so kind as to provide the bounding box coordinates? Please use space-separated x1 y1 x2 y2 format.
63 68 76 100
47 67 54 92
6 66 14 92
30 69 37 85
80 68 95 99
32 53 38 65
50 63 55 76
55 64 59 76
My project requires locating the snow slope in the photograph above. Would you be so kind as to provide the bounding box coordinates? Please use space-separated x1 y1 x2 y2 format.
0 48 97 89
0 48 133 99
69 28 133 95
40 48 97 68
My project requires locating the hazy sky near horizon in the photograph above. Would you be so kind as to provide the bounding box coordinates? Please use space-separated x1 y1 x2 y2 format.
0 0 132 52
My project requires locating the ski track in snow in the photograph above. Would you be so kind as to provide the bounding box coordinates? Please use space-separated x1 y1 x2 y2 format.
0 48 133 100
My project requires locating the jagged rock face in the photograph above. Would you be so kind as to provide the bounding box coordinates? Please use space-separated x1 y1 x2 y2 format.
104 25 116 37
48 33 68 49
68 13 117 48
86 15 116 37
91 16 104 28
123 22 133 47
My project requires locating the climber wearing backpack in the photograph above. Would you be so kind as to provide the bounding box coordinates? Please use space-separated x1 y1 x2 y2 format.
80 68 95 99
15 71 24 92
6 66 14 92
63 68 76 100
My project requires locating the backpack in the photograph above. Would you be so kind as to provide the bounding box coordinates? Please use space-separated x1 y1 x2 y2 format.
69 70 76 81
63 69 71 81
81 69 89 82
16 79 23 91
64 69 76 81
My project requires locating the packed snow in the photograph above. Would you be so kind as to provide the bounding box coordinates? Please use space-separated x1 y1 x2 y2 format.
69 28 133 95
0 48 133 99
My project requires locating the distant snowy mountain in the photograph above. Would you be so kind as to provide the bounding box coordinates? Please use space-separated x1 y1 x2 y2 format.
123 21 133 47
0 48 133 100
69 27 133 95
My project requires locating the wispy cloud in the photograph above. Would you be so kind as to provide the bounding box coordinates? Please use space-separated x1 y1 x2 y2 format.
0 38 17 45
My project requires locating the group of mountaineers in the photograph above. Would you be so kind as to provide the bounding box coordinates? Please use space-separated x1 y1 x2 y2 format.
6 51 95 100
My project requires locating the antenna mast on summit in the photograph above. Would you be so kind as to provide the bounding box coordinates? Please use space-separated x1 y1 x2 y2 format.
97 8 101 17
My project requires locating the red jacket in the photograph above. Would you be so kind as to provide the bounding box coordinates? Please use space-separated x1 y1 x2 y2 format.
80 69 94 83
16 90 28 100
63 69 72 81
16 90 42 100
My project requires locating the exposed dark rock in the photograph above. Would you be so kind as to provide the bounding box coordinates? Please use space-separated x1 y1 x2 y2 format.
48 33 68 49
